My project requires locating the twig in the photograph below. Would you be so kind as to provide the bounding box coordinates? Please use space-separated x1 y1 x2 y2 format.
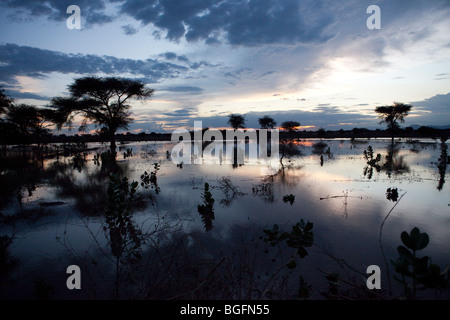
379 191 407 296
167 256 226 300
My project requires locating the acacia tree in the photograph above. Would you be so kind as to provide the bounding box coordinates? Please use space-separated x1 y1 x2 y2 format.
375 102 412 143
281 121 300 133
228 114 246 129
51 77 154 155
258 115 276 129
4 104 56 148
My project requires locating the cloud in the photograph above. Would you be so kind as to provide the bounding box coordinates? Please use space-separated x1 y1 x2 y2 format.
121 24 138 35
117 0 336 46
0 43 211 85
162 108 198 117
411 93 450 125
160 86 204 94
5 90 49 101
2 0 113 26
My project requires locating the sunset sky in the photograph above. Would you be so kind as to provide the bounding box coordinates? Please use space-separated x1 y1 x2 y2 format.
1 0 449 133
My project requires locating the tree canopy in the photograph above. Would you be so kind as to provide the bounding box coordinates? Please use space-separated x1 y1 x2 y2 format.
258 115 277 129
51 76 154 154
375 102 412 131
281 121 301 133
228 114 246 129
0 87 13 115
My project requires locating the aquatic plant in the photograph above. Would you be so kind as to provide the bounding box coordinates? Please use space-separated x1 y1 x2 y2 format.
197 182 215 231
363 145 381 179
282 194 295 205
391 227 448 298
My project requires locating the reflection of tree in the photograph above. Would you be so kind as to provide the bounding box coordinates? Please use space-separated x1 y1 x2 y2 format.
197 183 215 231
382 143 410 178
273 162 304 187
252 163 303 203
232 143 244 169
49 157 130 216
252 175 274 203
279 139 302 166
436 138 449 191
363 146 381 179
104 173 143 298
0 157 43 214
312 142 333 167
0 235 17 279
216 177 245 207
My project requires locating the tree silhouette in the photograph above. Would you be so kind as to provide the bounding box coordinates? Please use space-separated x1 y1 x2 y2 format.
228 114 245 129
5 104 56 148
51 77 154 155
258 115 276 129
375 102 412 143
281 121 300 133
0 87 13 115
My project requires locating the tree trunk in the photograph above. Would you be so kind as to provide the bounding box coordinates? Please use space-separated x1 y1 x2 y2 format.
110 131 117 156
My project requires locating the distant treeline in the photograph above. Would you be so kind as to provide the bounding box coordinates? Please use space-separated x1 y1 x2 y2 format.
3 126 448 147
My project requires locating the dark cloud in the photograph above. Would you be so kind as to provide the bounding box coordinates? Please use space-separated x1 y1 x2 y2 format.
162 108 197 117
117 0 336 46
121 24 138 35
160 86 204 94
5 90 49 101
411 93 450 125
0 43 207 85
312 105 342 114
161 52 178 60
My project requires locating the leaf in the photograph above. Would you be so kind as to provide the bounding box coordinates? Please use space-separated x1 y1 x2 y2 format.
297 247 308 258
304 222 313 232
401 231 414 250
287 259 297 269
415 256 430 275
397 245 414 262
415 232 429 251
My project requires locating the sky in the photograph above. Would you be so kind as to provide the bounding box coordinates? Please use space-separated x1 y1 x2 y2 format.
0 0 449 134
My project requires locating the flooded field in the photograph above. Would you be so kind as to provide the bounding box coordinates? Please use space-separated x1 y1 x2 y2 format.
1 138 449 300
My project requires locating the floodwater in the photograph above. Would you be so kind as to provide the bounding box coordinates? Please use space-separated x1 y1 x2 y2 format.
0 138 449 300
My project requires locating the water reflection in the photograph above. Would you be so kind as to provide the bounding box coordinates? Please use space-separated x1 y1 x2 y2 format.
436 137 449 191
382 142 410 178
0 139 449 299
197 182 215 231
363 146 381 179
